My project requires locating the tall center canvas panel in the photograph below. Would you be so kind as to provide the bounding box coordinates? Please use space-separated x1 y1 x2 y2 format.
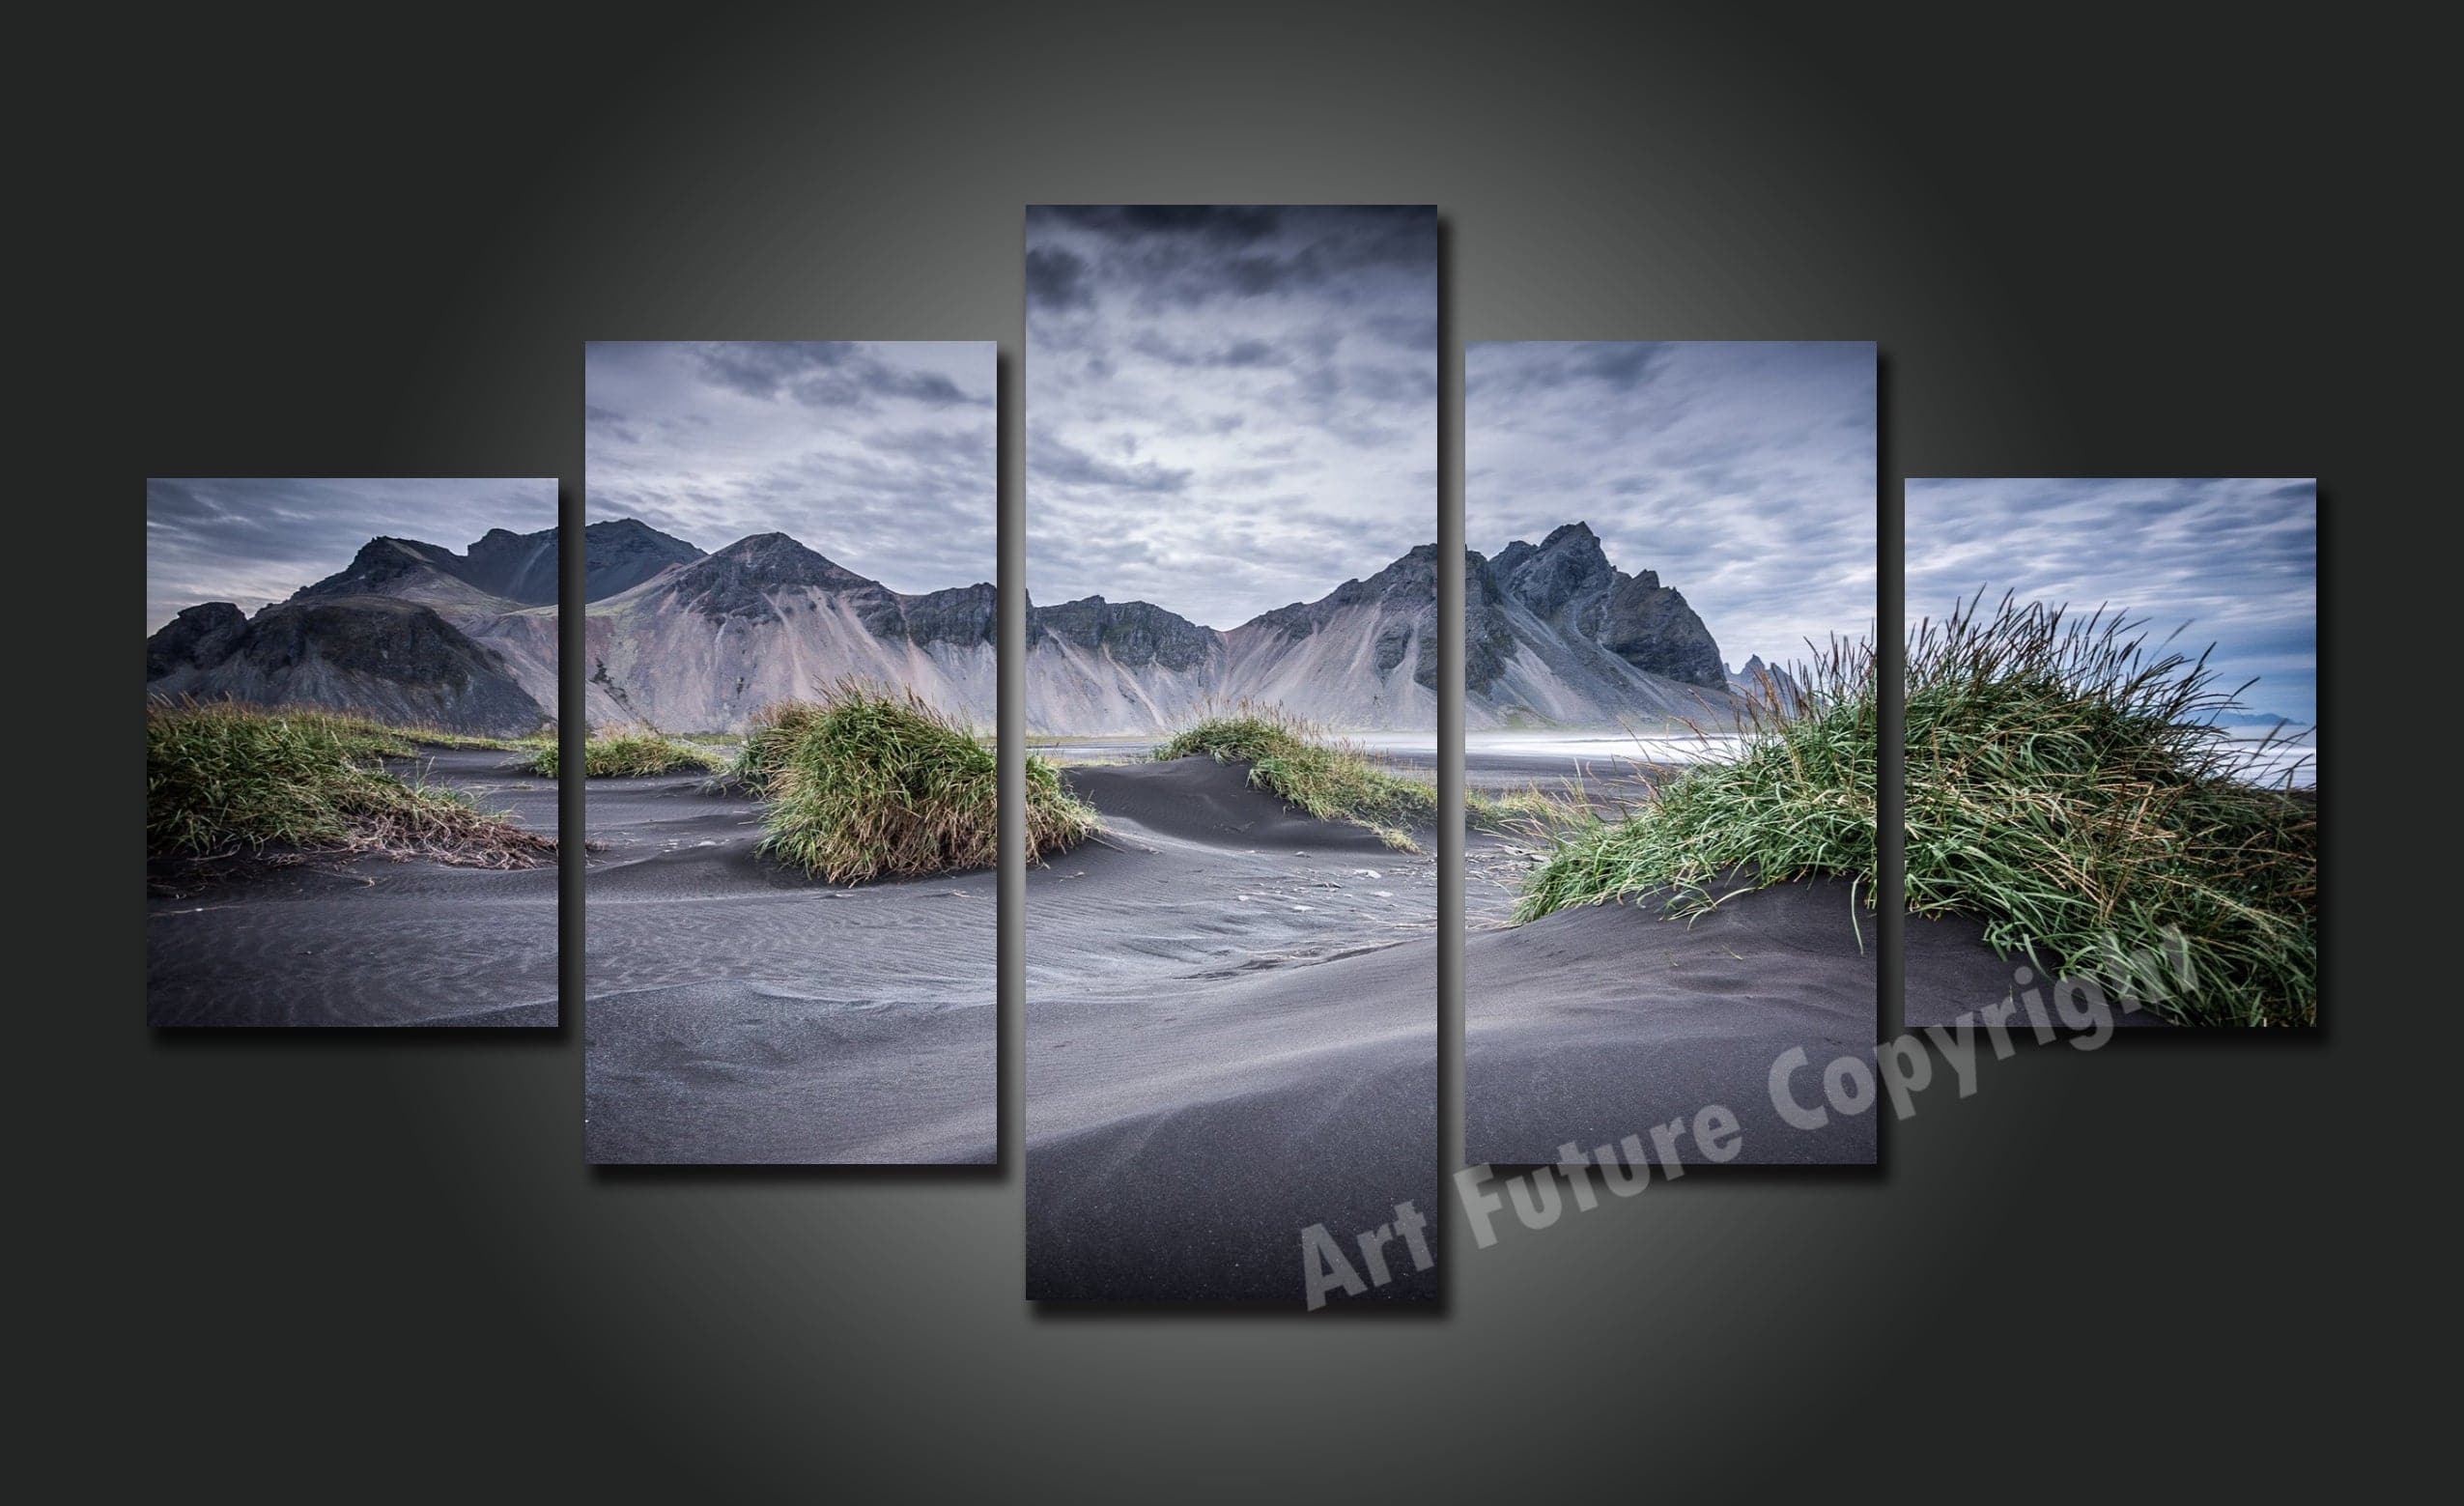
1025 206 1440 1305
581 341 999 1165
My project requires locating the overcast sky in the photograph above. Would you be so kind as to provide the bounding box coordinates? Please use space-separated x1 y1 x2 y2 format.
1468 341 1876 670
146 476 553 631
1027 205 1436 630
1907 477 2317 725
584 340 995 593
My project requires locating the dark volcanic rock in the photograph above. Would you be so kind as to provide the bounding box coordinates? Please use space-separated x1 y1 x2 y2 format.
458 526 560 605
1030 596 1219 671
1493 522 1616 616
146 602 247 681
582 519 705 601
903 583 998 647
1588 572 1726 688
663 532 881 620
239 597 491 683
146 595 548 735
1491 519 1726 689
1462 555 1520 696
297 536 460 599
297 527 563 607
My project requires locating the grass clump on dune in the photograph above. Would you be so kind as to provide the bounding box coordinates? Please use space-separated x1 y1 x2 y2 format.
726 699 826 796
514 727 728 779
754 681 1093 883
1516 593 2318 1027
1155 704 1438 851
1515 639 1877 927
1901 593 2315 1027
147 701 552 867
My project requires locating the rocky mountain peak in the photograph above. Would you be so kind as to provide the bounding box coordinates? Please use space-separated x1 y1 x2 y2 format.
581 519 704 601
145 601 249 680
456 526 559 605
1029 595 1219 671
295 536 448 599
666 531 880 618
1492 521 1616 618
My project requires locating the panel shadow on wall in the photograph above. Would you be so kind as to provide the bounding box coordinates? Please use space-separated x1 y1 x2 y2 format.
144 476 562 1027
1024 206 1441 1305
1460 341 1880 1168
580 340 999 1164
1902 477 2319 1031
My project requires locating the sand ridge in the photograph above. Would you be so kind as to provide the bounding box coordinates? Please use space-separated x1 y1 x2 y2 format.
145 749 559 1028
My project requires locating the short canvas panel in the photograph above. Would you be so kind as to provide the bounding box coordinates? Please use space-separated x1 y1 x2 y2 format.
146 477 562 1027
581 341 999 1162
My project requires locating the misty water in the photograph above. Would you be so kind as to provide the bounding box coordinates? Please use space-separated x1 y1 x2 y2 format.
1055 724 2315 788
1371 725 2318 787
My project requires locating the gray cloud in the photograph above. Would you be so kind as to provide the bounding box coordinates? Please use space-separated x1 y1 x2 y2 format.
1024 246 1090 311
1028 205 1437 629
583 341 995 596
1906 477 2317 725
1468 341 1878 671
1030 436 1192 494
145 477 554 632
693 340 975 410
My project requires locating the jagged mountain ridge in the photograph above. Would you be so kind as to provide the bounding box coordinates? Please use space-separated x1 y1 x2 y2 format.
1461 522 1735 727
580 530 1002 731
146 515 1753 737
581 518 1741 733
145 524 572 737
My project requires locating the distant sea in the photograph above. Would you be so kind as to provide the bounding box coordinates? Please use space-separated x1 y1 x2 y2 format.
2217 725 2319 787
1380 725 2318 788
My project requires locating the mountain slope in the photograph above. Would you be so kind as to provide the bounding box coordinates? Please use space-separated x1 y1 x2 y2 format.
1022 523 1737 734
147 525 560 736
145 595 550 735
581 518 707 601
1463 523 1735 727
580 532 999 731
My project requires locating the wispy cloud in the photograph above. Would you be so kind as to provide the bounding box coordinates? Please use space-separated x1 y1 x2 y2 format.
583 340 994 594
145 477 554 632
1467 341 1877 668
1027 205 1436 630
1907 477 2318 724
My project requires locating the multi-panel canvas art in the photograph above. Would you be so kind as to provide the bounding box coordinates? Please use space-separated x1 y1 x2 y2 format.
1460 342 1881 1167
580 341 999 1162
1902 478 2319 1030
1024 206 1441 1303
145 477 561 1027
143 287 2317 1317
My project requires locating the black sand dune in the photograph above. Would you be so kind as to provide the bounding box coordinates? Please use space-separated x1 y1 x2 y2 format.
1462 750 2165 1166
1465 743 1874 1168
1029 756 1439 1304
1466 879 1883 1167
1901 910 2170 1031
146 749 558 1027
583 769 995 1165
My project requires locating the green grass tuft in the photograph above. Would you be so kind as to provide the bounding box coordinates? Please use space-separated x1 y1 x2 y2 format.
146 701 552 867
1155 704 1441 849
753 680 1093 883
1901 592 2315 1027
1515 593 2318 1027
1515 640 1876 930
725 700 826 796
515 727 729 779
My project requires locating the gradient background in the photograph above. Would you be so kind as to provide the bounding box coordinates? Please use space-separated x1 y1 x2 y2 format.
74 5 2419 1494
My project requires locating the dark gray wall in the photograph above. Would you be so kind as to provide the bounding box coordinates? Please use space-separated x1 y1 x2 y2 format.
67 4 2428 1496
